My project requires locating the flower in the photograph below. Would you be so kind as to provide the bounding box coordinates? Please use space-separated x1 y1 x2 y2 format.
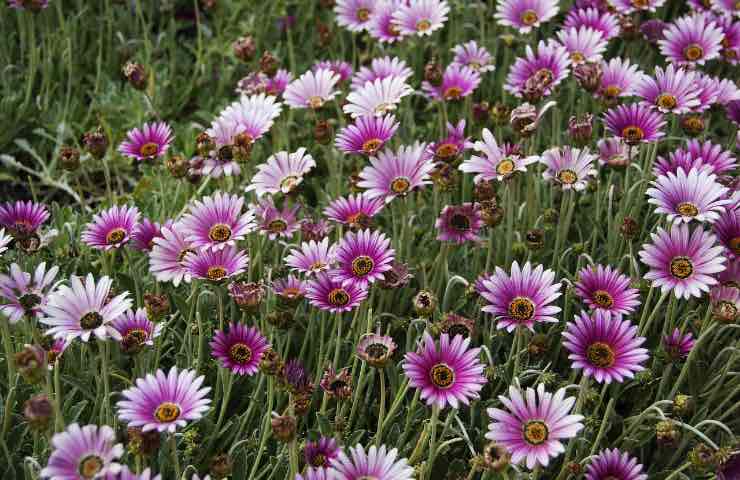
563 8 620 40
638 223 726 299
422 64 481 101
641 19 669 43
563 310 648 383
711 285 739 322
328 444 413 480
148 224 195 287
635 64 700 114
597 57 643 102
131 218 167 251
273 275 308 304
714 207 740 259
663 328 695 360
334 0 377 32
81 205 140 251
557 27 608 65
305 272 368 313
313 60 354 83
246 148 316 196
297 468 328 480
332 229 395 288
285 238 335 275
460 128 538 182
0 200 49 238
451 40 495 72
320 366 353 399
0 262 59 323
585 449 647 480
8 0 50 11
183 246 249 282
118 122 174 161
324 193 386 229
117 366 211 433
647 167 730 224
610 0 665 12
540 146 597 191
335 115 399 156
45 338 69 369
505 40 571 98
210 93 283 143
604 103 666 145
357 143 435 203
180 192 255 251
436 203 484 244
344 76 414 118
658 14 724 66
305 437 340 469
478 261 562 332
111 309 163 354
494 0 559 33
597 138 631 167
653 139 737 177
40 273 132 342
392 0 449 37
251 197 301 240
284 69 341 109
692 72 721 112
369 0 405 43
403 332 486 409
282 358 314 393
40 424 123 480
210 323 269 376
575 264 641 316
486 384 584 470
351 56 414 90
357 333 397 367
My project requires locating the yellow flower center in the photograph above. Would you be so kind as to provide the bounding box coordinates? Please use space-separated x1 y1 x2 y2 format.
508 297 535 321
676 202 699 217
351 255 375 276
557 169 578 185
587 341 616 367
356 7 370 22
435 143 459 160
207 266 227 281
139 142 159 157
308 96 324 109
656 94 678 110
80 311 103 330
416 19 432 32
535 68 554 86
123 328 148 348
730 236 740 255
328 288 351 307
229 342 253 364
683 43 704 61
670 256 694 279
443 86 464 101
311 453 328 467
178 248 196 264
631 0 649 7
496 158 516 176
78 455 104 479
154 402 181 422
280 175 300 192
621 126 644 144
520 9 538 26
570 51 585 64
604 85 622 98
268 219 288 233
106 227 127 245
592 289 614 308
208 223 232 242
523 420 549 445
429 363 455 389
390 177 411 194
362 138 383 155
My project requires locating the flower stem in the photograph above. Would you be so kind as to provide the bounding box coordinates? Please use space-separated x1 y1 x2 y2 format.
425 406 441 480
375 369 386 447
169 434 181 479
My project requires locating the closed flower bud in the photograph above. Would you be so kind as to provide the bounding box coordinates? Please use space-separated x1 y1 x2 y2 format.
673 394 693 417
271 413 297 443
439 313 475 339
482 442 510 472
317 21 334 48
314 120 334 145
15 344 46 384
689 443 717 471
424 60 443 87
293 392 312 416
568 114 593 146
619 15 639 40
266 310 293 329
166 154 189 178
525 229 545 251
413 290 437 316
379 261 413 290
479 200 504 227
232 35 256 62
573 62 603 93
491 103 511 126
58 146 81 171
319 0 336 7
209 453 234 479
320 366 352 400
512 241 528 260
620 216 639 239
228 281 265 313
260 348 284 376
527 333 549 356
543 207 559 225
472 101 490 124
259 51 280 77
143 293 170 321
510 103 538 137
24 394 53 430
122 61 147 90
195 132 215 157
82 127 108 159
656 420 679 447
473 180 497 202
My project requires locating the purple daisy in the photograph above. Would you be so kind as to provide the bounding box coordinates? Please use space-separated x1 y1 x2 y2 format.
335 115 399 156
111 308 163 354
131 218 167 252
585 449 647 480
285 238 335 276
266 70 293 96
246 148 316 196
369 0 405 43
486 384 584 470
422 64 481 102
250 197 302 240
313 60 354 83
0 262 59 323
403 332 486 409
460 128 538 182
597 138 631 167
635 64 700 114
391 0 450 37
563 310 649 384
610 0 665 12
428 120 472 162
334 0 377 32
297 468 328 480
210 322 269 376
436 203 484 244
202 120 244 178
638 223 726 299
324 193 386 229
714 0 740 16
597 57 644 102
541 146 597 191
646 167 730 224
304 437 341 469
148 224 195 287
716 15 740 64
357 143 435 203
604 103 666 145
663 328 695 360
211 93 283 144
118 121 173 161
575 264 641 316
478 261 562 332
115 466 162 480
180 192 255 251
494 0 559 33
81 205 141 251
117 366 211 433
329 444 413 480
305 272 368 313
658 14 724 66
557 27 608 65
8 0 50 11
564 8 620 40
451 40 495 72
714 207 740 259
505 40 571 98
182 246 249 282
40 273 132 342
273 274 308 304
0 200 49 237
351 56 413 90
653 139 737 177
40 424 123 480
332 229 395 288
692 72 721 112
344 76 414 118
284 69 340 110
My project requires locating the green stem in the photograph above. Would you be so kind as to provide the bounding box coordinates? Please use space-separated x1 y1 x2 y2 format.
170 434 181 479
426 406 441 480
375 370 386 447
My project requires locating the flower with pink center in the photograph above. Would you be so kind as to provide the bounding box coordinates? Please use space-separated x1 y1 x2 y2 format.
505 40 571 98
585 449 648 480
351 56 413 90
460 128 539 182
495 0 559 33
182 246 249 282
328 444 413 480
647 167 730 224
118 122 174 161
250 197 301 240
714 207 740 260
111 309 163 354
0 262 59 323
335 115 399 156
180 192 255 251
81 205 140 251
305 272 368 313
541 146 597 191
391 0 450 37
369 0 406 43
436 203 484 244
284 69 340 110
246 148 316 196
604 103 666 145
0 200 49 237
451 40 495 72
148 224 195 287
658 13 724 66
334 0 377 32
564 8 620 40
331 229 395 288
575 264 641 316
357 143 435 203
653 140 737 177
313 60 354 83
285 238 335 276
344 76 414 118
635 64 700 114
597 57 644 101
663 328 695 360
610 0 665 12
210 322 269 376
557 27 608 65
422 64 481 102
324 193 386 229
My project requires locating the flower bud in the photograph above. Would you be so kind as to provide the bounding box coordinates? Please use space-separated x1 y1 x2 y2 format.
413 290 437 317
232 35 256 62
166 155 189 178
59 146 81 171
525 229 545 251
271 414 297 443
122 61 147 90
15 344 46 384
210 453 234 479
320 366 353 400
482 442 510 472
424 60 443 87
314 120 334 145
259 51 280 77
127 427 161 457
82 127 108 160
656 420 679 447
143 293 170 321
379 261 413 290
472 101 490 124
681 114 705 136
620 216 639 239
568 114 593 146
228 281 265 313
24 394 53 430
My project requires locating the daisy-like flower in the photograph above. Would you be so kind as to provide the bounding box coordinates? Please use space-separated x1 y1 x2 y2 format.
117 366 211 433
180 192 255 251
211 93 283 144
563 8 620 40
8 0 50 11
604 103 666 145
351 56 413 90
451 40 495 72
563 310 649 383
597 138 631 167
210 322 269 376
285 238 335 275
297 468 328 480
40 424 123 480
183 246 249 282
273 274 308 304
541 146 597 191
610 0 665 12
0 229 11 257
357 333 397 367
575 264 640 316
81 205 140 251
40 273 132 342
658 14 724 66
201 120 245 178
0 262 59 323
344 76 414 118
118 121 174 161
460 128 538 182
329 444 413 480
0 200 49 237
647 167 730 224
639 223 726 299
44 338 69 369
714 0 740 17
505 40 571 98
334 0 377 32
486 384 584 470
369 0 405 43
391 0 450 37
653 139 737 177
557 27 608 65
131 218 167 252
422 64 481 102
246 148 316 196
313 60 354 83
663 328 695 360
478 261 562 332
691 72 721 112
711 285 740 322
251 197 302 240
305 437 340 469
403 332 485 409
585 449 648 480
266 69 293 96
284 69 341 110
597 57 644 102
428 120 472 162
358 143 435 203
149 224 195 287
635 64 700 114
332 229 395 288
324 193 386 229
436 203 484 244
716 15 740 64
494 0 558 33
335 115 399 156
111 308 163 354
306 272 368 313
714 207 740 259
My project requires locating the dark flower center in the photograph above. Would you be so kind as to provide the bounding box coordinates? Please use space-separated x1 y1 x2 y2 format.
390 177 411 194
347 212 371 230
18 293 41 311
592 290 614 308
268 219 288 233
449 213 471 232
429 363 455 389
416 19 432 32
328 288 350 306
208 223 232 242
365 343 389 360
139 142 159 157
154 402 181 422
496 158 515 176
218 145 234 162
522 420 549 445
443 86 464 101
178 248 196 263
604 85 622 98
670 256 693 279
78 454 104 479
657 94 678 110
730 236 740 255
123 328 148 348
683 43 704 61
508 297 535 321
356 7 370 22
229 342 253 364
520 9 538 26
587 341 615 368
534 68 554 86
80 311 103 330
362 138 383 155
207 266 228 281
351 255 375 276
557 169 578 185
621 126 644 144
436 143 459 159
106 227 127 245
447 324 470 338
676 202 699 217
311 453 327 467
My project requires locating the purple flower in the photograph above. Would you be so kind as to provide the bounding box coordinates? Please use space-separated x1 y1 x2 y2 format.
391 0 450 37
305 272 368 313
369 0 405 43
180 192 255 251
0 200 49 237
505 40 571 98
111 308 163 354
329 444 413 480
284 69 340 110
0 229 10 257
313 60 354 83
663 328 695 360
351 56 413 90
40 424 123 480
494 0 559 33
210 93 283 143
297 468 328 480
597 57 644 101
585 449 647 480
692 72 721 112
604 103 666 145
653 139 737 177
334 0 376 32
250 197 301 240
564 8 620 40
246 148 316 196
273 275 308 303
460 128 538 182
575 264 640 316
422 64 481 102
131 218 168 252
716 14 740 64
335 115 399 156
210 323 269 375
8 0 50 11
304 437 341 469
344 76 414 118
118 122 173 161
540 146 597 191
658 13 724 66
647 167 730 224
357 333 397 367
81 205 140 251
610 0 665 12
148 224 195 287
557 26 608 65
357 143 435 203
428 120 472 162
324 193 386 228
0 262 59 323
597 138 631 167
641 19 668 43
435 203 484 244
451 40 495 72
332 229 395 288
714 207 740 260
635 64 700 114
285 238 335 276
183 246 249 282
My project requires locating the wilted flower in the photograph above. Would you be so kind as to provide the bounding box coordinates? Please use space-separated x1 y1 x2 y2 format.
320 366 353 399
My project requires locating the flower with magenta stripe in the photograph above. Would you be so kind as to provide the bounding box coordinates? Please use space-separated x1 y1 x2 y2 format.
332 229 395 288
575 264 640 316
40 424 123 480
285 238 335 276
180 192 255 251
304 437 341 469
329 444 413 480
305 272 368 313
604 103 666 145
0 262 59 323
111 308 162 355
635 64 700 114
335 115 399 156
494 0 559 33
210 322 269 376
460 128 539 182
148 224 195 287
505 40 571 98
118 121 174 161
246 147 316 196
183 246 249 283
81 205 140 251
391 0 449 37
357 143 435 203
451 40 495 72
0 200 49 238
585 449 647 480
540 146 597 191
647 167 730 224
351 56 413 90
324 193 386 230
663 328 695 361
436 203 484 244
658 13 724 66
